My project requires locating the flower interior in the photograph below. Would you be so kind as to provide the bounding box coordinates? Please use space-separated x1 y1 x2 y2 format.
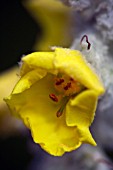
49 73 85 117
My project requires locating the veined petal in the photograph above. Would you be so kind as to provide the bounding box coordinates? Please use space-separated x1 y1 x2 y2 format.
54 48 105 95
20 52 54 76
5 73 81 156
66 90 98 127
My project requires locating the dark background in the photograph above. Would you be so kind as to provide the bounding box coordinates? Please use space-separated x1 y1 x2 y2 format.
0 1 43 170
1 0 42 72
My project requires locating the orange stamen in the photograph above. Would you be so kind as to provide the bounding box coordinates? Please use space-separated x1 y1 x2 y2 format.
55 78 64 85
70 78 74 81
64 82 71 90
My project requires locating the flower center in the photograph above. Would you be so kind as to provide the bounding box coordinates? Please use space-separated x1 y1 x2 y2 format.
54 74 83 96
49 74 84 117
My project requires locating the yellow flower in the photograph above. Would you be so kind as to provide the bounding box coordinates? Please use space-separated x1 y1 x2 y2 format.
23 0 72 51
5 48 105 156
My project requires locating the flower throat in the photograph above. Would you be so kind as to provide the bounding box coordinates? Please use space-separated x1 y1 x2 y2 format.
49 74 84 117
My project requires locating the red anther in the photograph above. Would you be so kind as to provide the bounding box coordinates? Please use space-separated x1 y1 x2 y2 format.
49 94 58 102
64 82 71 90
70 78 74 81
56 111 63 117
80 35 91 50
55 78 64 85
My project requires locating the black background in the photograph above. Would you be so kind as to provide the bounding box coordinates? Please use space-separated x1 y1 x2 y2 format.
1 0 42 72
0 1 43 170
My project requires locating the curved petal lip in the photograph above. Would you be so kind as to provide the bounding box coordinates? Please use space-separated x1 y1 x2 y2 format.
65 89 98 127
20 52 55 76
54 48 105 95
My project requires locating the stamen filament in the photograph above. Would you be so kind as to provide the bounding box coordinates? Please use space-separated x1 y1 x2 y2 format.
56 107 64 117
56 97 70 117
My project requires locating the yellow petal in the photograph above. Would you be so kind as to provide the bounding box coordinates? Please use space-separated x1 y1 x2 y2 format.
77 127 96 146
12 69 46 94
54 48 105 95
29 115 81 156
20 52 54 76
5 73 81 156
66 90 98 127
